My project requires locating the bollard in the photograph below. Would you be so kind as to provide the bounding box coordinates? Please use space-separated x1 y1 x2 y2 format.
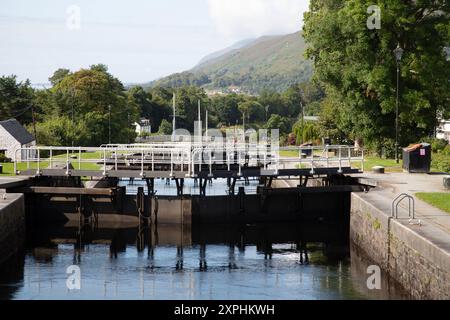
444 176 450 190
372 166 385 174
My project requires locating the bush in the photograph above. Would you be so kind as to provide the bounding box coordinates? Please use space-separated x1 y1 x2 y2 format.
0 153 12 163
158 119 173 135
421 137 448 153
442 145 450 156
292 120 321 145
432 152 450 173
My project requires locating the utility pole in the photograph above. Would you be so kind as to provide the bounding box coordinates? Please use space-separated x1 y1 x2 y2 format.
300 90 304 145
205 109 208 138
71 88 75 148
242 112 246 142
31 104 38 145
108 105 111 145
393 44 404 164
172 93 176 135
198 100 202 141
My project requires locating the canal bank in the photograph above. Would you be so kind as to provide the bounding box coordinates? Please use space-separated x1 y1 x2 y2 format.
279 173 450 300
0 193 25 265
349 172 450 300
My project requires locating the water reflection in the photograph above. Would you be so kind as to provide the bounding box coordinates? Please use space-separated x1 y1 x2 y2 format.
0 222 409 300
119 178 260 196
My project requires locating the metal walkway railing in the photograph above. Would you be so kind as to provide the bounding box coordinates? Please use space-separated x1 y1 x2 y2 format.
279 145 364 173
13 143 364 178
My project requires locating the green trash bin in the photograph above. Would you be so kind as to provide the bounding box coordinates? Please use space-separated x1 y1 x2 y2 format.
0 165 3 174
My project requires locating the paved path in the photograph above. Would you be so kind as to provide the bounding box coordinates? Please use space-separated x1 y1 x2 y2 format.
280 171 450 254
351 172 450 255
351 172 450 233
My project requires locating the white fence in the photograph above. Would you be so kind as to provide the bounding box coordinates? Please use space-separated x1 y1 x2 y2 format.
13 143 364 177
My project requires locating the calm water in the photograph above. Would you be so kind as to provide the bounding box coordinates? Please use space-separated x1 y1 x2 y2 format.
119 178 260 196
0 223 409 300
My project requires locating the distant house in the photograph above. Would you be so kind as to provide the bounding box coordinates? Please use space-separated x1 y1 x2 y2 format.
437 119 450 142
134 118 152 136
304 116 320 122
0 119 36 161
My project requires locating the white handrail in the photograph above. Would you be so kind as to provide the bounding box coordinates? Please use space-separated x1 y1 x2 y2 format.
12 144 363 176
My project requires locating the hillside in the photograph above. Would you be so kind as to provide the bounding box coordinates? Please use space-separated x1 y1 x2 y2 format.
148 32 312 94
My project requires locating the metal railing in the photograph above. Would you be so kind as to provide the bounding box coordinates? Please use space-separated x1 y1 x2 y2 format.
391 193 415 220
13 143 277 177
279 145 364 174
13 144 363 177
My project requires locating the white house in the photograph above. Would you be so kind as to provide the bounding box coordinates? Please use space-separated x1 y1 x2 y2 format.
134 118 152 136
437 119 450 142
0 119 36 161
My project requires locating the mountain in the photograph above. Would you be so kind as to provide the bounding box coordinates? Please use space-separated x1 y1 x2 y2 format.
147 31 312 94
195 38 256 66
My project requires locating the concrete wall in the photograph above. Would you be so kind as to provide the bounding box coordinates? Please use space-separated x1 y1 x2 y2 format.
350 193 450 299
0 194 25 265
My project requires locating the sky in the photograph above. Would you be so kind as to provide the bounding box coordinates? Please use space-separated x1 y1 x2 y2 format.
0 0 310 84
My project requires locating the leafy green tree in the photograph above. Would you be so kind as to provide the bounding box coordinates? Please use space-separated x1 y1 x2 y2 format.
174 86 208 131
304 0 450 152
238 100 265 122
158 119 173 135
210 94 243 126
258 90 287 117
293 120 321 144
128 86 171 129
33 116 87 146
50 65 138 145
0 75 34 124
49 68 71 86
266 114 291 135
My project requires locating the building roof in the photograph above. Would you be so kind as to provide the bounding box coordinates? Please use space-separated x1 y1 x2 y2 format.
0 119 35 144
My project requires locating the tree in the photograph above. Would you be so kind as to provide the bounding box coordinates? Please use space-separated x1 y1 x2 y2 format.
33 116 87 146
158 119 172 135
174 86 208 131
293 120 321 144
49 68 71 86
210 94 243 126
128 86 171 130
238 100 265 123
266 114 291 135
50 65 138 146
258 90 287 117
0 75 34 124
304 0 450 152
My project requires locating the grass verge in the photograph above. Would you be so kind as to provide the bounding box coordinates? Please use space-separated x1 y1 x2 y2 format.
416 192 450 214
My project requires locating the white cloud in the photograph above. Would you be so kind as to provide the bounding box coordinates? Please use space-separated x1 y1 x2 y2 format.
207 0 309 39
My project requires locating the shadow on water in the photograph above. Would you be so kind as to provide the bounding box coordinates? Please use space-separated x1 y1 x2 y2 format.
0 218 410 300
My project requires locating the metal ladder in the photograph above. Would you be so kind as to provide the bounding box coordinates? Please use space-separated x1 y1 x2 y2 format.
391 193 415 220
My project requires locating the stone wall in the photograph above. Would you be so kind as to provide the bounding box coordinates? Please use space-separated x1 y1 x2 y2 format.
0 194 25 265
350 193 450 299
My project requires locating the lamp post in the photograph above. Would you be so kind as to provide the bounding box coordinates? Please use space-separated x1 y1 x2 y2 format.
265 105 269 122
393 44 404 164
